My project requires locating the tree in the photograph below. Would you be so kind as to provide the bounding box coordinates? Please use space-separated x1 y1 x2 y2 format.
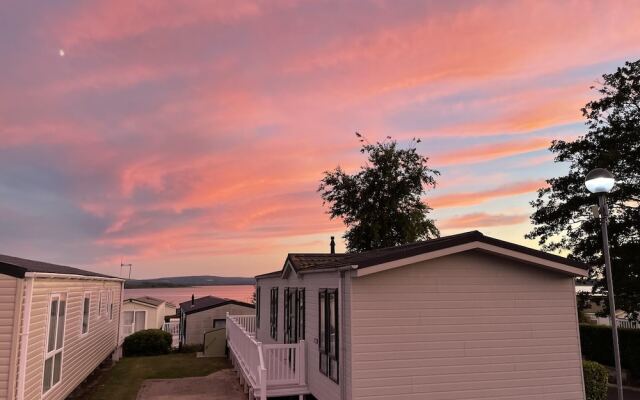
527 59 640 319
318 133 439 252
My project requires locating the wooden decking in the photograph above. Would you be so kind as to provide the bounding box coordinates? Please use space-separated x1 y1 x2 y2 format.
226 314 309 400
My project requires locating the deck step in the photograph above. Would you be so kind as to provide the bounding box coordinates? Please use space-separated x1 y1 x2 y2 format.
253 384 310 397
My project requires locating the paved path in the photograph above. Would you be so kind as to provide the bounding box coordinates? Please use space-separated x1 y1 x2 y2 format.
137 368 246 400
608 386 640 400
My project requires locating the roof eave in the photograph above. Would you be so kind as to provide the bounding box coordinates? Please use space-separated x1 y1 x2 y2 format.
24 271 125 282
354 241 588 278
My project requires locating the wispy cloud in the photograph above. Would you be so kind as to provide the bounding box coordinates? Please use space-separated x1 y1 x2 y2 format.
440 212 529 230
430 181 547 209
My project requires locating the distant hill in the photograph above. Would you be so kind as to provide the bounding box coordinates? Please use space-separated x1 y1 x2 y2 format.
124 275 256 289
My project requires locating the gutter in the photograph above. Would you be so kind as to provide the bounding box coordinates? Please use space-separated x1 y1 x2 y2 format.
16 276 34 400
24 271 125 282
297 265 358 275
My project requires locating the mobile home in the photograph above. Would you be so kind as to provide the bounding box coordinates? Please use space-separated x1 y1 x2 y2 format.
227 231 588 400
0 254 123 400
179 295 254 347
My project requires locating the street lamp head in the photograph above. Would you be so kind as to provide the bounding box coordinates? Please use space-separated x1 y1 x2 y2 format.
585 168 615 194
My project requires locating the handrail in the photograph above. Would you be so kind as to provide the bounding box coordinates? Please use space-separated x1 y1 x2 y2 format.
227 314 266 399
227 314 306 399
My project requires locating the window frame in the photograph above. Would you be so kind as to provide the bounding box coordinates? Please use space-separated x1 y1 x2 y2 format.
256 286 261 329
81 292 91 336
318 288 339 383
108 290 114 321
270 287 278 340
97 290 104 318
43 292 67 394
284 287 305 343
122 309 147 334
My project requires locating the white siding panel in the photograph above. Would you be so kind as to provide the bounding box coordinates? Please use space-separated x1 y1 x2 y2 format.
350 250 584 400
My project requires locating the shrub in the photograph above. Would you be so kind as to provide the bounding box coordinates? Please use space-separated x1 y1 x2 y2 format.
583 361 608 400
579 323 640 378
123 329 172 357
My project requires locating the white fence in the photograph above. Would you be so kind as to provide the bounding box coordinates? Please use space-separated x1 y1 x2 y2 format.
163 321 180 348
163 321 180 335
227 314 306 399
232 315 256 335
594 317 640 329
617 319 640 329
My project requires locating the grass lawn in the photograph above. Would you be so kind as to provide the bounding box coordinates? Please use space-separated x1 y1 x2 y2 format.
86 353 230 400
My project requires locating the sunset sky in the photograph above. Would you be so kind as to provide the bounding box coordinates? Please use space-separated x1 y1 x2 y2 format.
1 1 640 278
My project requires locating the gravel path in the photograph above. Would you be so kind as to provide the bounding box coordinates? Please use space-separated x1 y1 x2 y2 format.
137 368 246 400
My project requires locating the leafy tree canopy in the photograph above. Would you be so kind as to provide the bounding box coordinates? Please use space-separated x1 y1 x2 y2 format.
527 59 640 318
319 133 439 252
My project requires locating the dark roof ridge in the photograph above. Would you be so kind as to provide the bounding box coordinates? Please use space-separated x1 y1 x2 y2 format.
0 253 119 279
352 230 483 255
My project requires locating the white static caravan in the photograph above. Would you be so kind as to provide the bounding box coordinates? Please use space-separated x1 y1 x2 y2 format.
0 254 124 400
121 296 177 335
227 231 588 400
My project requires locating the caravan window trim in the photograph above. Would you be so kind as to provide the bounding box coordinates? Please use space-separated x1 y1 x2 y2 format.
318 288 338 383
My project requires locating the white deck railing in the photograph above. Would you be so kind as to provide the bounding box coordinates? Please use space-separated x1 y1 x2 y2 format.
233 315 256 335
595 317 640 330
227 314 306 399
617 319 640 330
163 321 180 336
163 321 180 348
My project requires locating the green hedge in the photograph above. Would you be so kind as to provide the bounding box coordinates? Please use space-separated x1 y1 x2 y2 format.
123 329 172 357
583 361 608 400
580 323 640 377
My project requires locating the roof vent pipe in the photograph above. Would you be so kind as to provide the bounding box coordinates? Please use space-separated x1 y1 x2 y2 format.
191 294 195 306
330 236 336 254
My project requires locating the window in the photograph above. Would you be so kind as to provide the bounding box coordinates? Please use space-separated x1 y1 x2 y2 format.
298 288 305 341
256 286 261 329
98 291 104 318
270 287 278 340
81 293 90 335
108 290 114 321
213 319 226 329
43 293 66 393
284 288 305 343
319 289 338 382
122 311 145 336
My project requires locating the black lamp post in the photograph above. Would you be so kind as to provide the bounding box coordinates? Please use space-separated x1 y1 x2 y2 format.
585 168 623 399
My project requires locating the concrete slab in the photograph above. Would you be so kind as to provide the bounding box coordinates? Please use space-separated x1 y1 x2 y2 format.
137 368 246 400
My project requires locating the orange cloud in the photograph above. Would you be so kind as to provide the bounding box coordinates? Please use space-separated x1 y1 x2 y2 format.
430 180 547 209
440 212 529 230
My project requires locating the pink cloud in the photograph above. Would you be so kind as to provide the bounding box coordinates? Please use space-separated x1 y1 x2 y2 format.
433 137 551 166
430 180 547 209
59 0 262 48
440 212 529 229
